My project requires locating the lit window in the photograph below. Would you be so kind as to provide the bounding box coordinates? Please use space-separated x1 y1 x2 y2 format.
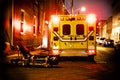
20 9 24 33
33 16 36 34
21 9 24 22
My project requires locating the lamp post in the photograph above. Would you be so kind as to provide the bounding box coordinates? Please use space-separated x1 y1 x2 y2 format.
76 6 86 14
80 6 86 12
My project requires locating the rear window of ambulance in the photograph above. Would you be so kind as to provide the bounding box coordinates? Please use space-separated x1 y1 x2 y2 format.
63 24 71 35
76 24 84 35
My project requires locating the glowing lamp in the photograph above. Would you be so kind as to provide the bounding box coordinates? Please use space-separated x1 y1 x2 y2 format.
86 14 97 24
51 15 60 24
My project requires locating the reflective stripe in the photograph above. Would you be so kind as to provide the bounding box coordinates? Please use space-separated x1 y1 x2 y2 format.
53 31 94 42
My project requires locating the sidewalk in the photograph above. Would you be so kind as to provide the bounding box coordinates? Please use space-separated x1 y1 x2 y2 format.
6 50 22 63
7 49 48 59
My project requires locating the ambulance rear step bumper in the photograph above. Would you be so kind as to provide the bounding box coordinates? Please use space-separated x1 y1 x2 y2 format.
60 49 89 57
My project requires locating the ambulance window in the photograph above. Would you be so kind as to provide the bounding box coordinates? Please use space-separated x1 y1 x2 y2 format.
63 24 70 35
76 24 84 35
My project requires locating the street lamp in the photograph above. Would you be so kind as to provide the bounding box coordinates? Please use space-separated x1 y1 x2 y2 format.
75 6 86 14
80 6 86 12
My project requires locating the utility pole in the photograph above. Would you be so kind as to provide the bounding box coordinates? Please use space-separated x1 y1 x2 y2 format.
71 0 73 14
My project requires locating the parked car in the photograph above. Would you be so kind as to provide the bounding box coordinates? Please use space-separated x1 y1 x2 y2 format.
96 37 99 44
114 41 120 54
98 37 106 45
103 39 114 47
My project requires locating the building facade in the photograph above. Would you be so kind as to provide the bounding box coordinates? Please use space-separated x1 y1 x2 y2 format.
112 13 120 42
111 0 120 42
6 0 66 48
13 0 42 47
98 0 120 42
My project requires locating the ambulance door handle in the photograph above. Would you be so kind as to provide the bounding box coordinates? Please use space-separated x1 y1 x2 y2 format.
70 37 72 40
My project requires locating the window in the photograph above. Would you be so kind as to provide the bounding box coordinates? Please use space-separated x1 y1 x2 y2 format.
21 9 24 22
20 22 23 32
63 24 70 35
33 16 36 34
20 9 24 33
76 24 84 35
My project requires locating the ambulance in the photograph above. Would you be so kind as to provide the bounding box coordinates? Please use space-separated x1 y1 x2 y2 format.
49 14 97 60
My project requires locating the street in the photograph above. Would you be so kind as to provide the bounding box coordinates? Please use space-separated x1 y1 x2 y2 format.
1 46 120 80
95 45 115 63
1 0 120 80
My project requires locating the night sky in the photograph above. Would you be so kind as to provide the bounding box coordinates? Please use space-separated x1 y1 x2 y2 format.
65 0 113 20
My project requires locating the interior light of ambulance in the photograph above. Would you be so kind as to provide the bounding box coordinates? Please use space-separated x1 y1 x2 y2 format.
86 14 96 24
51 15 60 24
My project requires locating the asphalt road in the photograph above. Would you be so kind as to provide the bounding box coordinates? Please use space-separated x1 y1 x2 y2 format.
2 61 120 80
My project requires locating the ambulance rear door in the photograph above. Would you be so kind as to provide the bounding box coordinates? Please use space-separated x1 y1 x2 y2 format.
59 16 88 49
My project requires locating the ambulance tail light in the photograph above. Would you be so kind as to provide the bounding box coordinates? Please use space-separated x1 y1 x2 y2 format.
89 26 94 31
86 14 97 24
51 15 60 24
88 49 95 55
52 46 59 55
88 46 96 55
53 27 58 31
52 49 59 55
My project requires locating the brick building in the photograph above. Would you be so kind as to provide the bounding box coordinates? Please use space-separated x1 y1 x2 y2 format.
10 0 65 47
111 0 120 42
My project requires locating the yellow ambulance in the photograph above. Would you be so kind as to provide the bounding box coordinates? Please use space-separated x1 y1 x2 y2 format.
49 14 97 60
